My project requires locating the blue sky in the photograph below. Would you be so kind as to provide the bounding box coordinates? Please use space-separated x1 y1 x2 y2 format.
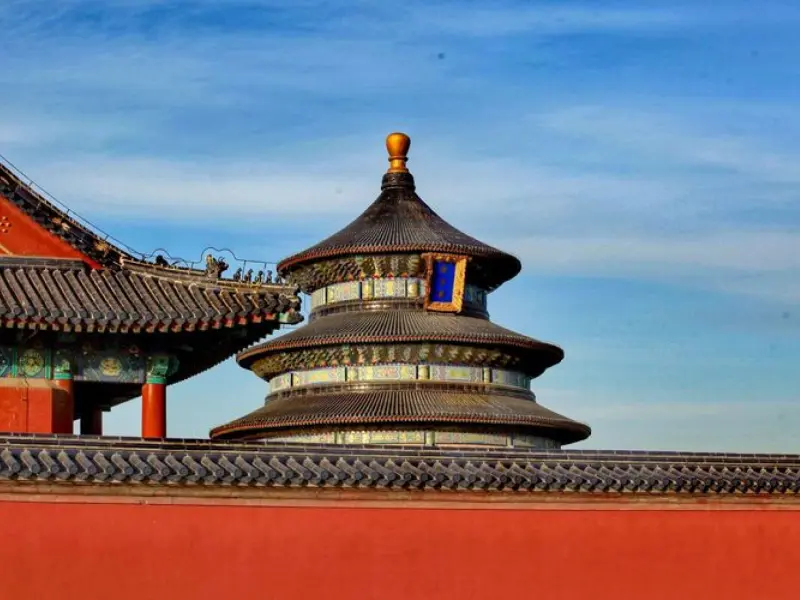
1 0 798 451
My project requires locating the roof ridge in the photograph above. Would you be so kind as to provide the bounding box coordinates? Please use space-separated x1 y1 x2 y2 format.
120 258 300 296
0 158 136 267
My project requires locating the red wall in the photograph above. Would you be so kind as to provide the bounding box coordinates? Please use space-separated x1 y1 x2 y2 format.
0 380 73 434
0 498 798 600
0 194 97 264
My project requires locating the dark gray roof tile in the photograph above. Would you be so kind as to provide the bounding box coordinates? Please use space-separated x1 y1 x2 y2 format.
0 262 302 333
278 172 521 291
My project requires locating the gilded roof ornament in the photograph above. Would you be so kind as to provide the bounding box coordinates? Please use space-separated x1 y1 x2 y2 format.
386 132 411 174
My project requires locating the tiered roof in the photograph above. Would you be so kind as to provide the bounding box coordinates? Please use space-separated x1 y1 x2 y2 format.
212 133 589 445
278 172 521 291
0 156 303 400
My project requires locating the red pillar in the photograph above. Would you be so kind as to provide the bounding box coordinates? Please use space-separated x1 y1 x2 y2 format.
142 382 167 439
52 378 75 434
80 407 103 435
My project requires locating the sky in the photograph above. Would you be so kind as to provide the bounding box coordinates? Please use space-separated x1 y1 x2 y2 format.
1 0 798 452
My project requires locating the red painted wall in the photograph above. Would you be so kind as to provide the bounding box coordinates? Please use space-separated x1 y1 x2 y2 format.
0 380 72 434
0 499 797 600
0 195 96 264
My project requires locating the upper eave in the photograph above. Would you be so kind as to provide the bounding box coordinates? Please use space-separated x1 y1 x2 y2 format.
0 433 798 496
277 173 522 290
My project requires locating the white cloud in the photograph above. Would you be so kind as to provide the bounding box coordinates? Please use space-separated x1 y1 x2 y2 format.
537 106 800 186
0 1 798 310
419 6 689 37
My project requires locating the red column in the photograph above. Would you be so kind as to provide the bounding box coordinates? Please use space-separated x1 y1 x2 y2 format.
52 378 75 434
80 407 103 435
142 382 167 439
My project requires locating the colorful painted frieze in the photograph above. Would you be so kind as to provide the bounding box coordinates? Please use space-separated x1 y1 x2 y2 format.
292 367 346 388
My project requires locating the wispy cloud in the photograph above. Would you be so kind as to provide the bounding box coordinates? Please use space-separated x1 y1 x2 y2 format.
3 0 796 447
537 106 800 186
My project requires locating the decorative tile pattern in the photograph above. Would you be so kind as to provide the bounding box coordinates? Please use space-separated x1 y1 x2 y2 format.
79 350 145 383
513 434 560 449
17 348 46 379
429 365 483 383
310 287 327 308
292 367 347 388
359 365 417 381
491 370 529 388
271 364 528 391
361 279 374 299
326 281 360 304
309 277 431 309
270 373 292 392
434 431 509 446
370 430 426 444
343 431 368 444
271 432 336 444
0 347 13 378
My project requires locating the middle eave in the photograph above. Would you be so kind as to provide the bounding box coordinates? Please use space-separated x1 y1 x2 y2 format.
238 310 563 378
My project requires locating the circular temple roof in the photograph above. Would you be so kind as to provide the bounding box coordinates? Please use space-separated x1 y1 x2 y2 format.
237 310 564 379
210 386 591 444
277 134 522 290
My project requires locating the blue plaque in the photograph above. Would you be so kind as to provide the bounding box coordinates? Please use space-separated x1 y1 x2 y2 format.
423 253 468 313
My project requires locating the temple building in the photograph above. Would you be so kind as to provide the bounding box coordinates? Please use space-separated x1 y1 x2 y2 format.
0 159 302 438
211 133 590 448
0 133 798 600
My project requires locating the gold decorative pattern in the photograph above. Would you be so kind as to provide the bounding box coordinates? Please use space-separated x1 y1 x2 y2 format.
286 254 426 293
422 253 469 313
267 363 530 393
265 429 558 448
249 343 522 380
307 277 494 312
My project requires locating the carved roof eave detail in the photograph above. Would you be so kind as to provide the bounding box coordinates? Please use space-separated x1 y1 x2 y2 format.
284 253 514 294
247 343 531 381
237 311 563 379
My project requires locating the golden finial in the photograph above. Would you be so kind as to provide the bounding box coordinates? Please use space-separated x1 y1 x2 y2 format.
386 132 411 173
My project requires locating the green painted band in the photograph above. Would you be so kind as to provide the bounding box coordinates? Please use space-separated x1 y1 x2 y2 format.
146 376 167 385
53 373 73 381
